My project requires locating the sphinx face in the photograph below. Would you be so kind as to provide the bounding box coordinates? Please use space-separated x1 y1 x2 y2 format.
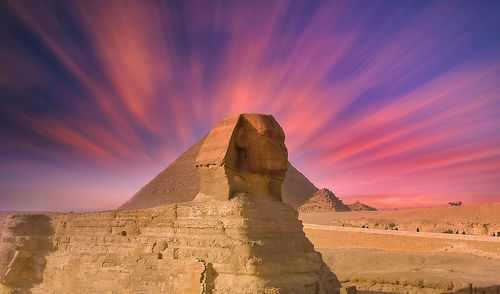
234 114 288 174
195 113 288 201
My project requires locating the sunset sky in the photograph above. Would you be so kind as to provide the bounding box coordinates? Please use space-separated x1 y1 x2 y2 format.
1 1 499 211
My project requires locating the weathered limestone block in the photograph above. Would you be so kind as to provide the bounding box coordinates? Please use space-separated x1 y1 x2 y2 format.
0 113 341 294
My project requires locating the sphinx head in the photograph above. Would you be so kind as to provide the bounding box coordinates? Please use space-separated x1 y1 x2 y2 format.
195 114 288 201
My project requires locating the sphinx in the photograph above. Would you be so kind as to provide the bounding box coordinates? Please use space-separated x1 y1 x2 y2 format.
196 113 288 202
0 113 341 294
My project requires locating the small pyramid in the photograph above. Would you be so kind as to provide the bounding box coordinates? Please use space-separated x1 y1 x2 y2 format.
348 200 377 211
120 135 318 210
298 188 351 213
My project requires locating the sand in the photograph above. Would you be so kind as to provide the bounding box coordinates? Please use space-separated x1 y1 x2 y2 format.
301 205 500 293
321 248 500 294
300 204 500 236
299 204 500 224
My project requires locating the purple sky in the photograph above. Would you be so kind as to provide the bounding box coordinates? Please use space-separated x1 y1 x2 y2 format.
1 0 499 211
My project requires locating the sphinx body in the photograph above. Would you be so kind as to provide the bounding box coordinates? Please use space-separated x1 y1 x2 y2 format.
0 113 340 294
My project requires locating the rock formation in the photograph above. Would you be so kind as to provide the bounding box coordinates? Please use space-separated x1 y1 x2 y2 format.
347 201 377 211
299 188 351 213
0 113 341 294
120 135 318 210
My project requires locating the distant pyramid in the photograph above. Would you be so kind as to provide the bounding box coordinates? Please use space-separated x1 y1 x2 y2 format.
298 188 351 213
120 135 318 210
348 200 377 211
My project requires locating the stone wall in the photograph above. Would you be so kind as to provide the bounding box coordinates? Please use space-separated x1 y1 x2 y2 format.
1 197 340 293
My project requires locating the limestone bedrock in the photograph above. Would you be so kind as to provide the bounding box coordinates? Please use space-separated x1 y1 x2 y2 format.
0 113 341 294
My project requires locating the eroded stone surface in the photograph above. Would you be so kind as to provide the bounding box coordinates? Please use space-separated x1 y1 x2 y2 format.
0 113 340 293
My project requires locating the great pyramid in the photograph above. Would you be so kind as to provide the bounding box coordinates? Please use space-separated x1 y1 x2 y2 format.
120 135 318 210
298 188 351 213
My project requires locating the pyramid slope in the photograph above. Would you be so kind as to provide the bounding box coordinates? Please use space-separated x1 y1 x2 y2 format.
120 136 318 210
283 163 319 207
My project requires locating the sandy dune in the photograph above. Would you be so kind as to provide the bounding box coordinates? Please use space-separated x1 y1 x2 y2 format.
300 204 500 224
321 248 500 294
300 204 500 236
305 224 500 247
303 220 500 293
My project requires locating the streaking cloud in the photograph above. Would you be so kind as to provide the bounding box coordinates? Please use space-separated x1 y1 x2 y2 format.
0 0 499 211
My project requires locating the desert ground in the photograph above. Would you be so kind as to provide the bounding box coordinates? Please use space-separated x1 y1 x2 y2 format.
300 204 500 293
300 204 500 236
